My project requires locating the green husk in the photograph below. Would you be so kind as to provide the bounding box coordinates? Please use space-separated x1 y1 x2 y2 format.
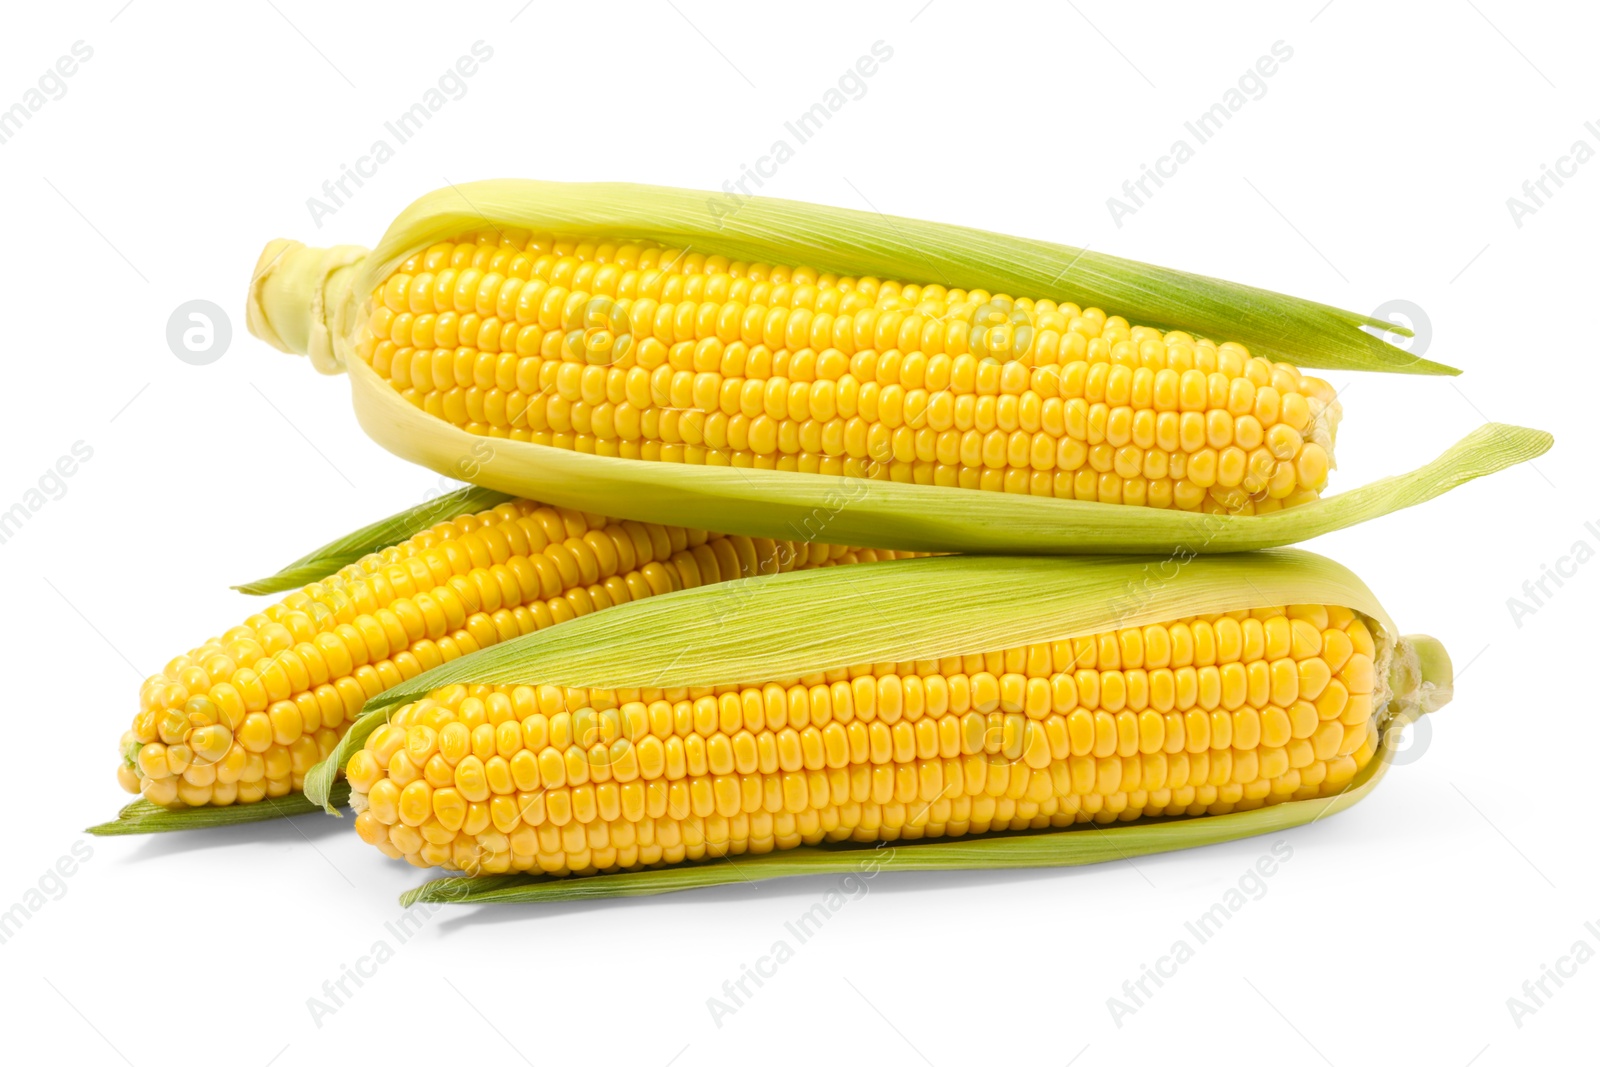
234 485 514 594
305 706 391 814
343 549 1448 906
358 180 1450 374
345 351 1547 554
87 781 351 836
306 549 1407 813
374 550 1394 705
245 180 1563 556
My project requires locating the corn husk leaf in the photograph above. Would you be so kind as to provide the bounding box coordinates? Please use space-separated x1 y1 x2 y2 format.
379 549 1391 699
357 179 1451 374
87 781 350 836
235 485 513 595
347 356 1550 555
306 549 1392 810
305 706 391 812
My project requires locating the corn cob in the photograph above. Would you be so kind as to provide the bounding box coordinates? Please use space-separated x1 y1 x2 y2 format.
246 181 1549 555
352 606 1383 873
118 497 908 811
331 551 1450 896
351 231 1337 515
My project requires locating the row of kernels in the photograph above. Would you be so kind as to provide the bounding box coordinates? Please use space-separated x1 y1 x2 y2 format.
396 428 1235 511
357 698 1367 806
367 331 1310 447
391 236 1081 323
357 742 1367 840
391 237 1333 430
350 658 1373 803
359 742 1373 872
366 327 1324 428
368 285 1324 405
368 409 1318 511
376 240 1320 382
137 727 340 805
410 232 1095 322
135 730 329 784
368 323 1295 412
526 394 1313 475
481 354 1322 437
412 392 1325 500
405 438 1307 514
370 342 1330 498
142 776 296 808
366 646 1341 737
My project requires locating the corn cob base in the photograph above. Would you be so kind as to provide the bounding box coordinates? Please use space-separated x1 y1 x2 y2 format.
118 500 907 809
348 604 1385 875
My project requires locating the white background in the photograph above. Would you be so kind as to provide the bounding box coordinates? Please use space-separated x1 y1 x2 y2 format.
1 2 1593 1064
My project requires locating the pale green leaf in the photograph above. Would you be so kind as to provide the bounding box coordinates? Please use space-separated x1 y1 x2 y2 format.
361 180 1454 374
360 549 1393 712
348 355 1549 555
87 782 351 836
235 486 514 595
